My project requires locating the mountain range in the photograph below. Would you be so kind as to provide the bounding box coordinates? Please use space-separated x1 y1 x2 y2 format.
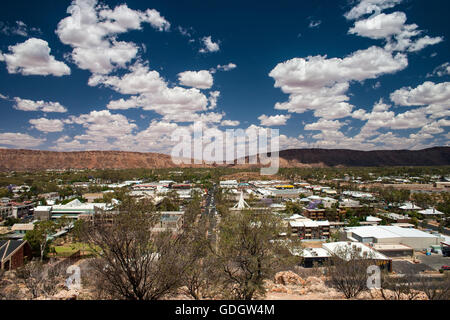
0 147 448 171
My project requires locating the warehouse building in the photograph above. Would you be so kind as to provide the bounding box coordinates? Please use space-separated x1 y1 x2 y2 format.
344 225 443 251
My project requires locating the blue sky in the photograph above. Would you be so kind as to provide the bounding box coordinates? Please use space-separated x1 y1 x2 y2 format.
0 0 449 153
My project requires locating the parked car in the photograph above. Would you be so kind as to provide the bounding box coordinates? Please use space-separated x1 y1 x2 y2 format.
439 265 450 273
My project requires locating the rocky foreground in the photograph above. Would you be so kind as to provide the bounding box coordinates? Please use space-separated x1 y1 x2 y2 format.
0 268 428 300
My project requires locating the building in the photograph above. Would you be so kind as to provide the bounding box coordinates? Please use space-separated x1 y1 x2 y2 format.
321 197 338 208
34 205 53 221
339 199 362 210
289 219 330 240
83 193 104 203
379 212 411 223
11 223 35 237
418 208 444 216
39 192 60 202
371 244 414 257
152 212 184 234
3 202 34 218
295 241 392 271
297 247 331 267
220 180 238 188
322 241 392 271
344 225 443 251
363 216 382 226
270 188 308 199
0 205 13 218
303 208 325 220
81 209 185 235
399 202 422 211
0 240 32 270
51 199 111 219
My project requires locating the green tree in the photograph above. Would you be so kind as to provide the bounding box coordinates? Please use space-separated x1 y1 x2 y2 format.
24 221 57 261
215 210 300 300
78 197 195 300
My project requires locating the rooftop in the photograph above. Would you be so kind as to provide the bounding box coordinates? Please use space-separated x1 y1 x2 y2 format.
346 225 440 239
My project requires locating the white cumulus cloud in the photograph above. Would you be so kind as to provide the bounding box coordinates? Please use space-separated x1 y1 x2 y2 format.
29 118 65 132
0 132 45 148
56 0 170 74
13 97 68 113
258 114 291 126
199 36 220 53
178 70 214 89
1 38 70 76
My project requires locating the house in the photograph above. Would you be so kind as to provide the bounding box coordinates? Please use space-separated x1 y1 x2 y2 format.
0 240 32 270
379 212 411 223
418 208 444 216
339 199 361 209
83 193 104 203
399 202 422 211
11 223 35 237
39 192 60 202
362 216 382 226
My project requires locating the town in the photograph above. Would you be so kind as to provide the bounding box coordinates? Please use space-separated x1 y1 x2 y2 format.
0 166 449 300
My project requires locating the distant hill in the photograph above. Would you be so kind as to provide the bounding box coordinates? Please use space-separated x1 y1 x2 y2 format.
0 147 448 171
278 147 450 167
0 149 196 172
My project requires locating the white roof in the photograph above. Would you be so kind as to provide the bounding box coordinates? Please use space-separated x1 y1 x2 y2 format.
347 225 439 239
399 202 422 210
323 242 389 261
11 223 35 231
35 206 52 211
418 208 444 215
366 216 382 222
298 247 331 258
53 199 108 210
289 220 329 228
287 214 304 220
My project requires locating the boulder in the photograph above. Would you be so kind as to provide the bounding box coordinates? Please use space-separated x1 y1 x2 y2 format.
274 271 305 286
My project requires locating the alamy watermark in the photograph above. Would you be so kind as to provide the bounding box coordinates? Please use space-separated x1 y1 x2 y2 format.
170 122 280 175
65 265 81 290
366 265 381 289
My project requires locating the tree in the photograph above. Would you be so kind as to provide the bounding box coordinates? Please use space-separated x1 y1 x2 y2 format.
0 270 20 300
16 261 64 299
285 201 303 215
412 193 432 209
78 197 195 300
157 196 179 211
417 274 450 300
325 245 375 299
182 217 220 300
215 210 300 300
420 218 428 229
380 270 423 300
24 221 57 261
